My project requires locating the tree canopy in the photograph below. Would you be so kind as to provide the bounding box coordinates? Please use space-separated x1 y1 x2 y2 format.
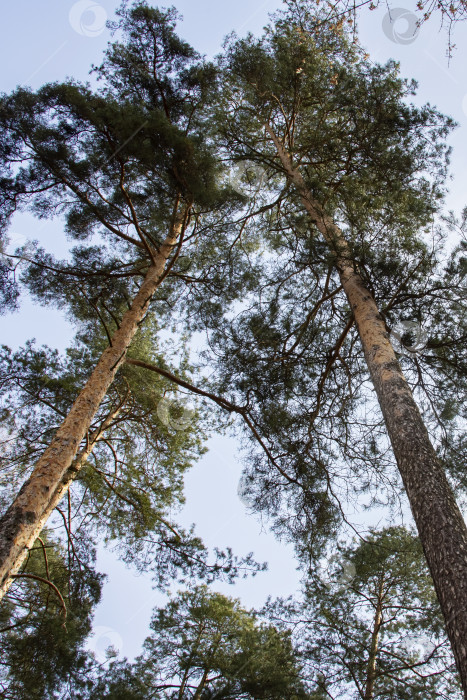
1 0 467 696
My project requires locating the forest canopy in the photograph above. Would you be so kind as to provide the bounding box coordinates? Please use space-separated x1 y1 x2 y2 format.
0 1 467 698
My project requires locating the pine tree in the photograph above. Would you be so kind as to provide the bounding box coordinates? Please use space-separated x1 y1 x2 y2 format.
0 529 102 699
79 585 309 699
0 319 263 593
210 2 467 690
267 527 461 698
0 2 245 599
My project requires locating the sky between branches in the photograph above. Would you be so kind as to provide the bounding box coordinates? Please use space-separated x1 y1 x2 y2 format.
1 0 466 663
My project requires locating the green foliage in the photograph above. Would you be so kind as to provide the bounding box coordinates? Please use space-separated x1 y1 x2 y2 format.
0 0 250 348
0 315 264 588
196 0 467 573
219 2 453 233
0 530 102 699
267 527 461 698
81 585 309 699
0 257 18 312
2 1 467 696
0 3 222 233
0 17 267 693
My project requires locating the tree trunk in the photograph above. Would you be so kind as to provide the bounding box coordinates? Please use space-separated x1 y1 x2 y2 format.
364 575 384 700
266 124 467 697
193 668 210 700
0 398 125 601
0 215 185 601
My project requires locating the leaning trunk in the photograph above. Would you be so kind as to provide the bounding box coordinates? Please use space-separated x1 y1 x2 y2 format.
267 124 467 696
0 399 125 600
0 215 185 600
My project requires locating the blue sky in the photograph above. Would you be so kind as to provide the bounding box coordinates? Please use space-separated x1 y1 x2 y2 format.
1 0 467 664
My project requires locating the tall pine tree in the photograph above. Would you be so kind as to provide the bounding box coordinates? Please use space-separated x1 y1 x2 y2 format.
210 1 467 690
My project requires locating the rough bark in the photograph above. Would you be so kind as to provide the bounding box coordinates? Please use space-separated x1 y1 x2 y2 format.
0 213 185 601
266 124 467 696
0 399 125 601
364 575 384 700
